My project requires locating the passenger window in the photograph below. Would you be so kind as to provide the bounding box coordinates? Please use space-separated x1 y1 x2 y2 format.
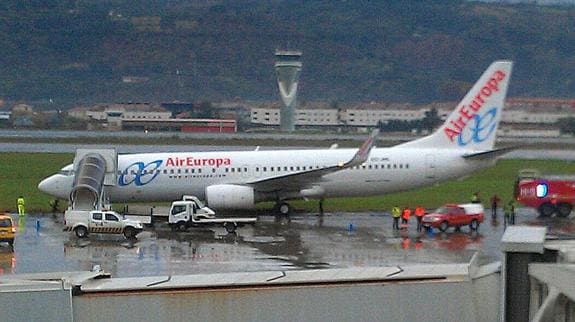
105 213 119 221
92 213 102 220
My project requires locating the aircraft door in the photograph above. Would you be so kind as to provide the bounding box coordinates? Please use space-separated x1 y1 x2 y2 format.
425 154 436 179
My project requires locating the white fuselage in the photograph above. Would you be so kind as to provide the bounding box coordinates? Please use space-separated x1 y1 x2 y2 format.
40 146 492 204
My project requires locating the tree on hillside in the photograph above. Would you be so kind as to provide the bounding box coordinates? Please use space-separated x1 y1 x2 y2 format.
194 101 214 119
421 107 443 132
558 117 575 135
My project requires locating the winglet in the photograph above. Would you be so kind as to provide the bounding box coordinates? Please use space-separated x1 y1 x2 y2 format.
462 145 519 160
344 129 379 167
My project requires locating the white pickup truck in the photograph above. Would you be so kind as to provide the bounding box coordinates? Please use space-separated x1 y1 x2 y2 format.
169 196 257 233
64 209 144 239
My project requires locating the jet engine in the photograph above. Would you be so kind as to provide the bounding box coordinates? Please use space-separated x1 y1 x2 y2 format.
205 184 255 209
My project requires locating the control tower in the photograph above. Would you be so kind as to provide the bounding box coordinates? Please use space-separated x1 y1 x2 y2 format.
275 50 302 132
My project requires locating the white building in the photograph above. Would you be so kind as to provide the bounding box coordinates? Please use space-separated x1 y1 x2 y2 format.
343 102 426 126
0 111 11 120
250 99 575 133
501 110 567 124
68 103 172 122
251 102 433 127
251 107 340 126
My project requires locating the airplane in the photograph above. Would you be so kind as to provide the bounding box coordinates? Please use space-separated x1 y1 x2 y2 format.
39 60 513 216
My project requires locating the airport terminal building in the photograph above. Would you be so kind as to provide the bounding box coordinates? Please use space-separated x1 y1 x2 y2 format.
250 98 575 137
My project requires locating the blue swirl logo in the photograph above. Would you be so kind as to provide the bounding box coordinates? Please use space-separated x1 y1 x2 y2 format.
119 160 163 186
457 107 498 147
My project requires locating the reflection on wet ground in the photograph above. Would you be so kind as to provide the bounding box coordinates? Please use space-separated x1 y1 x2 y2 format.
1 208 573 277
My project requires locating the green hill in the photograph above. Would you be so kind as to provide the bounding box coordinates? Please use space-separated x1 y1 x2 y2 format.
0 1 573 107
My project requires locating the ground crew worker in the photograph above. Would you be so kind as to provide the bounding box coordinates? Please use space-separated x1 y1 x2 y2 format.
509 200 516 225
415 205 425 232
392 206 401 230
490 194 500 219
401 206 411 229
471 192 481 204
504 200 515 226
17 196 25 216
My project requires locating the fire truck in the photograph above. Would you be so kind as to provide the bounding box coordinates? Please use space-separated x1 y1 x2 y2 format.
515 169 575 217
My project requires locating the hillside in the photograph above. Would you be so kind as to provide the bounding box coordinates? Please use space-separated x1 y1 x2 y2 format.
0 1 573 107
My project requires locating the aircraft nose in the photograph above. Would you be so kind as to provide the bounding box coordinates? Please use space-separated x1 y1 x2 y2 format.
38 175 66 198
38 176 55 194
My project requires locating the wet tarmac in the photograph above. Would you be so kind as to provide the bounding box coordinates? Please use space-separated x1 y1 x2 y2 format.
1 208 574 278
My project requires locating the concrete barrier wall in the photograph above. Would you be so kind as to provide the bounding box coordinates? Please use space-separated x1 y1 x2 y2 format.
0 289 72 322
73 279 499 322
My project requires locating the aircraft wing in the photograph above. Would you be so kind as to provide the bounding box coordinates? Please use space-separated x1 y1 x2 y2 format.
246 129 379 193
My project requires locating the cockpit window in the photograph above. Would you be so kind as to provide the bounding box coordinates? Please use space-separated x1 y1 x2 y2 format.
59 165 74 176
58 170 73 176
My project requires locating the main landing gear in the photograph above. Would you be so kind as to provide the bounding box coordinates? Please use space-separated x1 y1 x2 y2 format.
273 201 292 223
273 199 325 219
275 202 292 216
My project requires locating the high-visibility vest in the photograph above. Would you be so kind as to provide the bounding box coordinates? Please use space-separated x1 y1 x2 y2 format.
17 198 25 206
402 208 411 220
392 207 401 218
415 207 425 217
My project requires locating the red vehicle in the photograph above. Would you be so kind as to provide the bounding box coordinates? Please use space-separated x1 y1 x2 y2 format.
422 204 484 232
515 172 575 217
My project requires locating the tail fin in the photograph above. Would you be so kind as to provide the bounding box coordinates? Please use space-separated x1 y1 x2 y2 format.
400 60 513 150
